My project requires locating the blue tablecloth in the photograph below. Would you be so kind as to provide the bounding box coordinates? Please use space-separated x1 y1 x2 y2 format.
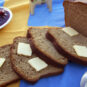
28 0 65 27
1 0 87 87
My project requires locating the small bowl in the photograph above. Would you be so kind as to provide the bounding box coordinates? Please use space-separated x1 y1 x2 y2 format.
0 7 13 29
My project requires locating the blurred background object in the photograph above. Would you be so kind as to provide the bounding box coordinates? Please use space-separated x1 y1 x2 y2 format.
30 0 52 15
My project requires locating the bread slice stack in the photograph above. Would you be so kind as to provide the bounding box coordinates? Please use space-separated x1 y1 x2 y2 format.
0 26 87 86
27 27 68 67
0 45 20 87
0 27 65 86
10 37 64 83
47 27 87 65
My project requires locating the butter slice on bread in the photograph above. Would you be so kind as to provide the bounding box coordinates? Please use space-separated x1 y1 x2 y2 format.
0 58 5 68
17 42 32 56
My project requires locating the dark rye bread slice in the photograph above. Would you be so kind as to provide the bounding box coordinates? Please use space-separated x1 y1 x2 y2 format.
47 28 87 65
63 0 87 37
0 45 19 87
27 27 68 67
11 37 64 83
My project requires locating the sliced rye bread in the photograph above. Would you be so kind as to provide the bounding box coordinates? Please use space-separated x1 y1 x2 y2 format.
63 0 87 37
0 45 20 87
11 37 64 83
27 27 68 67
47 28 87 65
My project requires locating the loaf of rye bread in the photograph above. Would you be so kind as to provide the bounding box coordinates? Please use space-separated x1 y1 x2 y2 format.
27 27 68 67
63 0 87 37
47 28 87 65
0 45 20 87
11 37 64 83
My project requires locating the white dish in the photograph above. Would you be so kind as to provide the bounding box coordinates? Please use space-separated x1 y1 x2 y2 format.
80 72 87 87
0 7 13 29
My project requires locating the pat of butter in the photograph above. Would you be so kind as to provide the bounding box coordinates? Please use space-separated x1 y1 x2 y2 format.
0 58 5 67
28 57 48 71
17 42 32 56
62 27 79 36
73 45 87 57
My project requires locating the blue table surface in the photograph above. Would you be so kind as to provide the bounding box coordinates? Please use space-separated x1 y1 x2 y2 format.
1 0 87 87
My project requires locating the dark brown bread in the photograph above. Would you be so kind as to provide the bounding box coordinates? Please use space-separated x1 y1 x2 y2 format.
47 28 87 65
0 45 20 87
27 27 68 67
63 0 87 37
11 37 64 83
64 0 87 3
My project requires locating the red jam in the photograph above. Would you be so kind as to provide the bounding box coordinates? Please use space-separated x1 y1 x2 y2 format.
0 8 10 26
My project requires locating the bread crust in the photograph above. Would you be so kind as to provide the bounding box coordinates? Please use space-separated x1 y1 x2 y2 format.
0 78 20 87
64 0 87 5
47 30 87 66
